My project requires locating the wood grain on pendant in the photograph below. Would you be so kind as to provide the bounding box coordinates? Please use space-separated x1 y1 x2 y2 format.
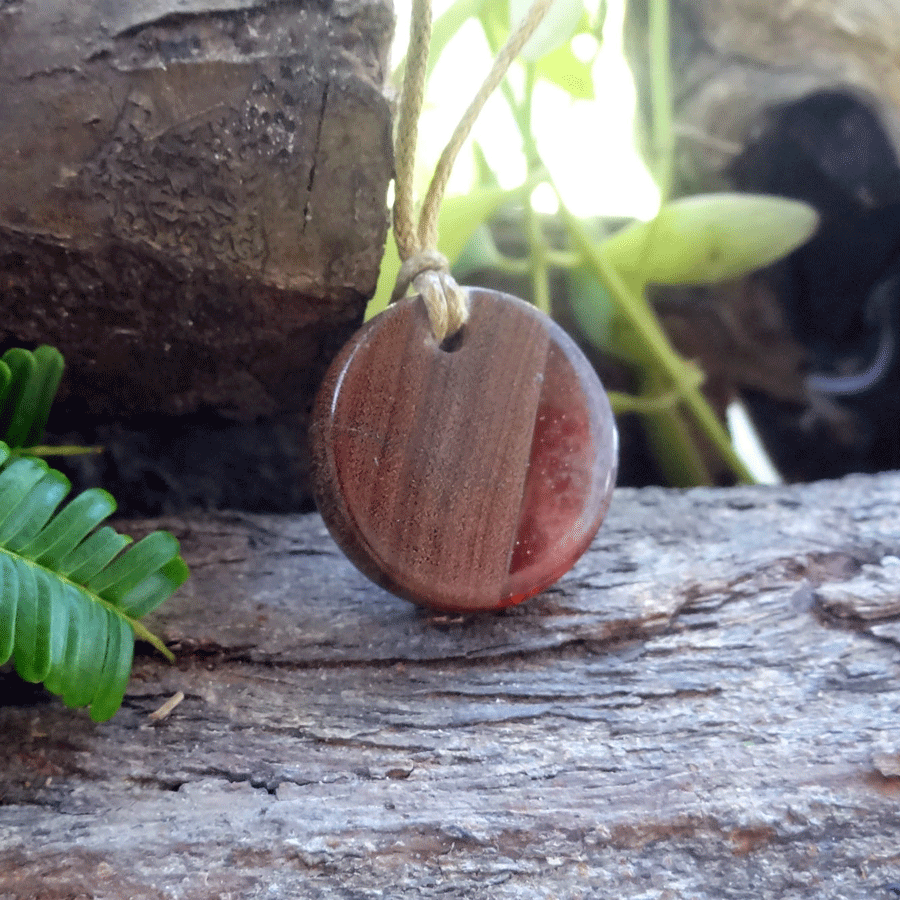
309 288 618 612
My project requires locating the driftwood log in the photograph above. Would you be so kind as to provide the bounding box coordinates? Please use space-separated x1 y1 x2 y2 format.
2 472 900 898
0 0 393 419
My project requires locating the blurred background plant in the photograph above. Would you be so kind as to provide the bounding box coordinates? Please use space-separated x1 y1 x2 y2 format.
371 0 819 487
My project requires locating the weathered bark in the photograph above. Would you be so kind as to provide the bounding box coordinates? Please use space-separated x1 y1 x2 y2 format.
0 0 394 418
2 473 899 898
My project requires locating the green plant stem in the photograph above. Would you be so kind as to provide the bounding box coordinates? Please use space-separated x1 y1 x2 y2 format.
526 205 552 315
647 0 675 200
606 364 702 415
562 206 754 483
521 63 541 170
22 445 103 458
639 367 713 485
489 245 577 278
519 62 552 315
131 620 175 662
493 254 532 276
474 0 753 484
545 249 580 268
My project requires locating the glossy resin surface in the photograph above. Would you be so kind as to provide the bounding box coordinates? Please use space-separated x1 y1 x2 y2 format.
310 288 618 612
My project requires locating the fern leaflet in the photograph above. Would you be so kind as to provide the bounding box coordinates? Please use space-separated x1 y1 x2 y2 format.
0 344 189 722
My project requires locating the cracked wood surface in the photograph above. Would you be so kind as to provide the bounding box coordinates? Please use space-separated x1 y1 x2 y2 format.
0 0 394 419
2 473 900 898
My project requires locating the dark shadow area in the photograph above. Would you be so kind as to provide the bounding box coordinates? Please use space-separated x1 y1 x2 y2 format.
43 401 315 517
730 88 900 480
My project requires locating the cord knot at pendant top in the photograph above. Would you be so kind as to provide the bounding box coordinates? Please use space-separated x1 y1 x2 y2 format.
391 250 469 345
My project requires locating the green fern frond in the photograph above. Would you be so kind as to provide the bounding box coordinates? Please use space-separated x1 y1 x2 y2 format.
0 345 64 450
0 442 189 722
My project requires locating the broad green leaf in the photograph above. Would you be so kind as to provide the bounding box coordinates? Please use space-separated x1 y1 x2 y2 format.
4 471 70 553
0 349 35 448
118 557 191 619
60 595 107 709
40 575 71 696
11 558 46 682
366 231 402 322
23 346 64 449
439 184 520 265
0 457 46 524
601 193 819 286
512 0 585 61
480 0 512 49
535 41 594 99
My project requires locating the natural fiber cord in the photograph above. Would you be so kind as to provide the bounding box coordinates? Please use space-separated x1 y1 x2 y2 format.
391 0 557 343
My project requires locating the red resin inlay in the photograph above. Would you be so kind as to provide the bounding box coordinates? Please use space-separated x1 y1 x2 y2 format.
506 342 616 605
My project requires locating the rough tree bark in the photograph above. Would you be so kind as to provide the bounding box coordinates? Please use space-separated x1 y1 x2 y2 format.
1 473 899 898
0 0 394 418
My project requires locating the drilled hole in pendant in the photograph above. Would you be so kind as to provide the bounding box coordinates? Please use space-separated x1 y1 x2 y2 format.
439 326 465 353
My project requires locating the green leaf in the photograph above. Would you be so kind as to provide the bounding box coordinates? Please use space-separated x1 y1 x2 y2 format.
0 360 11 414
117 557 191 620
87 531 180 606
0 345 64 449
58 526 131 581
0 554 15 662
0 440 188 721
601 193 819 286
3 471 71 553
89 615 134 723
480 0 512 49
0 457 47 526
535 41 595 100
567 266 648 367
18 488 117 566
452 224 504 281
438 184 521 266
512 0 585 61
58 595 108 709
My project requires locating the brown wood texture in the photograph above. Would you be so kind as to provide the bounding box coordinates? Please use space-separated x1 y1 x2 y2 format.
2 472 900 898
0 0 393 419
309 290 617 611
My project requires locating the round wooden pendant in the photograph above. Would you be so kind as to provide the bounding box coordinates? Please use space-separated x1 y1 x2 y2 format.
309 288 618 612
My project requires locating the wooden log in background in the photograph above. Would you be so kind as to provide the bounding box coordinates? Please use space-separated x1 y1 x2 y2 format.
1 472 899 898
0 0 394 419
